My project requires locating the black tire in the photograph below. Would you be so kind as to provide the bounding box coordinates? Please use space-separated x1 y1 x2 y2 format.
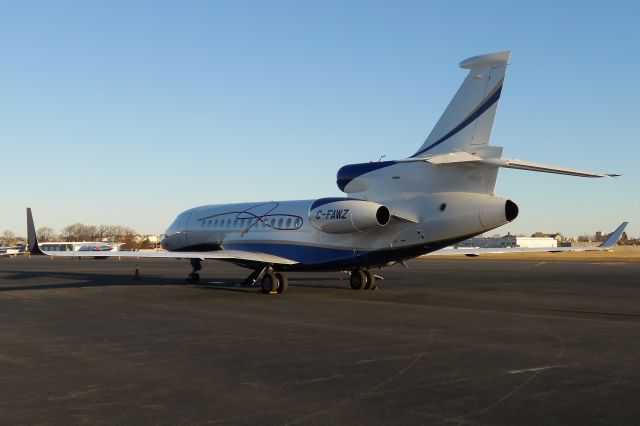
364 270 376 290
187 272 200 283
275 273 288 294
261 271 278 293
350 269 366 290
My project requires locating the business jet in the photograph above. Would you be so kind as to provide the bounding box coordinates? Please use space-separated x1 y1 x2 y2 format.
27 51 624 294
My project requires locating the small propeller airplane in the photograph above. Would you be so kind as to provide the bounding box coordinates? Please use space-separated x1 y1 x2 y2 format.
26 51 625 294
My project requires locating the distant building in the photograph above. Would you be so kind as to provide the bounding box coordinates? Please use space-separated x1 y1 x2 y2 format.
531 232 565 243
456 234 557 248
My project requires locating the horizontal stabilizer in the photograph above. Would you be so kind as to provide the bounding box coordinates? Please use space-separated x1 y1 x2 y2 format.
486 157 620 178
399 152 620 178
419 151 481 165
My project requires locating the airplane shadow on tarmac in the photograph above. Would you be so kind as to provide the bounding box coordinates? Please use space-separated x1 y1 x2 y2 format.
0 269 352 293
0 269 188 292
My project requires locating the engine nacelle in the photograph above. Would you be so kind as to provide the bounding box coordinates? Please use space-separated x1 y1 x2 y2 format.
424 192 519 242
309 198 390 234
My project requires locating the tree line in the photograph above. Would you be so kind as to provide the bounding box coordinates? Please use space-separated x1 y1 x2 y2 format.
1 224 140 246
39 224 138 243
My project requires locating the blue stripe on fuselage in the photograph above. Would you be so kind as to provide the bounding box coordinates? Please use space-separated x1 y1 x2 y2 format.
225 242 354 266
223 237 472 271
336 161 398 192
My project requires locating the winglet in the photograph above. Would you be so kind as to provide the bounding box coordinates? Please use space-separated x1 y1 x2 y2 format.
27 208 45 255
598 222 629 248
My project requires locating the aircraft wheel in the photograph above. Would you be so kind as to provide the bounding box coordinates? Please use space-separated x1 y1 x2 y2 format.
188 272 200 283
275 272 288 294
261 271 278 293
363 270 376 290
350 269 366 290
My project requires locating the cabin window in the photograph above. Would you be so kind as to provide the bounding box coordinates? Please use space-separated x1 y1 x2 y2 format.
286 218 292 228
277 218 283 228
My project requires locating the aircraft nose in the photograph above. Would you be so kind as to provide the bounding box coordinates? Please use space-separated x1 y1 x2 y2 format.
160 234 171 250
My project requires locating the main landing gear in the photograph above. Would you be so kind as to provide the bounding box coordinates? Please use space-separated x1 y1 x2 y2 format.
260 268 288 295
242 267 288 295
349 269 377 290
243 269 262 286
187 258 202 283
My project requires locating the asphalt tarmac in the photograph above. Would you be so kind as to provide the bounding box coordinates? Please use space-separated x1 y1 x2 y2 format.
1 256 639 425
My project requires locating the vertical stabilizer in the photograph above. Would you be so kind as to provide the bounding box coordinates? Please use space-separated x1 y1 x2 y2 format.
412 51 510 158
27 208 45 255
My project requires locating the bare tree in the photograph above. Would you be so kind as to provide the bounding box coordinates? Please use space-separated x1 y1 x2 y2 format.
60 223 82 241
58 223 138 243
37 227 56 242
83 225 98 241
1 230 16 245
96 225 111 241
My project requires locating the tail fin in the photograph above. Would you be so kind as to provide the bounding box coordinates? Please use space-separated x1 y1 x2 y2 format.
27 208 45 255
412 51 510 158
598 222 628 248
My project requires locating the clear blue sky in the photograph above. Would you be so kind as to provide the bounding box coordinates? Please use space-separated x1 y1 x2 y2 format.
1 0 638 238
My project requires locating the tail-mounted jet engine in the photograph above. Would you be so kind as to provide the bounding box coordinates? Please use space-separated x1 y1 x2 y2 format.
422 193 519 243
309 198 390 234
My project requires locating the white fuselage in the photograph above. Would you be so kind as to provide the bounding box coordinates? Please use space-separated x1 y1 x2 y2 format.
161 165 516 271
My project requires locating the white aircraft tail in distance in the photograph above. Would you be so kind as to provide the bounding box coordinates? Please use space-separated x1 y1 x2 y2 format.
27 51 624 294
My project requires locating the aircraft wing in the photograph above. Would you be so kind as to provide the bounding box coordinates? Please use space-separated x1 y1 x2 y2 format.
36 248 297 264
26 208 298 266
430 222 628 257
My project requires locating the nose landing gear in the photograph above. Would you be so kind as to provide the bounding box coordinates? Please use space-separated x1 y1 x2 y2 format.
187 258 202 283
